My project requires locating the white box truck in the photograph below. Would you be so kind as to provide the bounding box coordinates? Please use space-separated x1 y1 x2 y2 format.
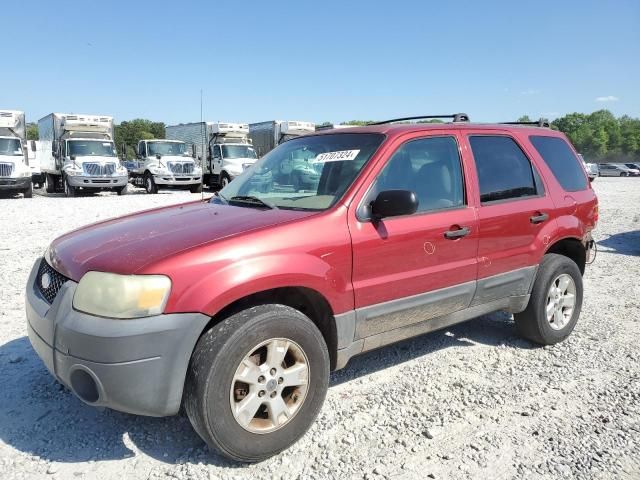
0 110 32 198
248 120 315 157
166 122 258 188
38 113 129 196
127 139 203 194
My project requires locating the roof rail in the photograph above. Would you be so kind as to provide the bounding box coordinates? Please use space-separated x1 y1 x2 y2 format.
501 118 550 128
370 113 470 125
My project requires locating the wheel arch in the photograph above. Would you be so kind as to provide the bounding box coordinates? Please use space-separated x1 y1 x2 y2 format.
196 286 339 370
545 237 586 274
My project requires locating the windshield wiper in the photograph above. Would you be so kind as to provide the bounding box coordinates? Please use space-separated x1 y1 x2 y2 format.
229 195 278 210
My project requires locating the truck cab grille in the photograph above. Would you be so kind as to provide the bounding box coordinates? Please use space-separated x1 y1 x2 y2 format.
0 163 14 177
36 259 69 304
83 163 116 176
167 162 194 175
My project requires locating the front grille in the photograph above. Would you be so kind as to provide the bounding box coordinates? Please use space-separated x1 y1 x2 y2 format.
83 162 116 176
0 163 14 177
36 259 69 304
167 162 194 175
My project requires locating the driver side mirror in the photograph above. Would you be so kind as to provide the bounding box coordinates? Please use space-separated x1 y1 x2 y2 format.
191 143 197 159
370 190 418 221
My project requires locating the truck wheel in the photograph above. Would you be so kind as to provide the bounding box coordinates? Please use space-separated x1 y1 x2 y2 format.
184 304 329 463
514 253 583 345
220 172 231 189
64 176 76 197
190 183 203 193
45 174 55 194
144 173 158 194
23 182 33 198
116 185 128 196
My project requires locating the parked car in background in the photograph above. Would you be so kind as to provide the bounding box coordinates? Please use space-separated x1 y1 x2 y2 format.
598 163 630 177
26 116 598 462
623 163 640 175
616 164 640 176
578 154 598 181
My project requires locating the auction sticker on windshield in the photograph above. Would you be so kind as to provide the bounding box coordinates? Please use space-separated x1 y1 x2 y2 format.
312 150 360 164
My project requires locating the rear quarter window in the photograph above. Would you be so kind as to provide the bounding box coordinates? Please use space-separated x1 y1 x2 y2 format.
529 136 588 191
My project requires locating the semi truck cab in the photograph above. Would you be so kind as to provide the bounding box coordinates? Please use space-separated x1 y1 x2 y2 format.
0 110 33 198
129 139 202 194
208 123 257 188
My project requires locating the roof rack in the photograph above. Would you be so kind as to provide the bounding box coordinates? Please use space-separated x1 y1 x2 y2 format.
370 113 470 125
501 118 550 128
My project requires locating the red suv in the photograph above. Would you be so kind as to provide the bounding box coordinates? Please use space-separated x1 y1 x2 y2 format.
26 115 597 462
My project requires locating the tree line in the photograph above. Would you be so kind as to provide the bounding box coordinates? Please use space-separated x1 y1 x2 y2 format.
26 110 640 162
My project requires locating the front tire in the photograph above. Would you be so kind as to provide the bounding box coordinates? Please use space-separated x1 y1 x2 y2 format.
190 183 203 193
514 253 583 345
64 176 76 197
184 304 329 463
220 172 231 189
23 182 33 198
116 184 128 196
45 173 55 193
144 172 158 194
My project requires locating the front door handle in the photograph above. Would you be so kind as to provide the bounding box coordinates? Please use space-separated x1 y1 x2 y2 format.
444 226 470 239
530 212 549 224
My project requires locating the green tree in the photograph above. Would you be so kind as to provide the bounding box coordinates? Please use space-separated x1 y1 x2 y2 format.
114 119 166 158
517 115 532 122
26 123 39 140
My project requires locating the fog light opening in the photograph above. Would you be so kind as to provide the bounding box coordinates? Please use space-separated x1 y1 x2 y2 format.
70 369 100 403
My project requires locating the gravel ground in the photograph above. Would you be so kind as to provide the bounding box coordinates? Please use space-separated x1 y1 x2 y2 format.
0 179 638 480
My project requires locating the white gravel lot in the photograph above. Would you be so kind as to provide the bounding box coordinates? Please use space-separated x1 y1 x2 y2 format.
0 179 639 480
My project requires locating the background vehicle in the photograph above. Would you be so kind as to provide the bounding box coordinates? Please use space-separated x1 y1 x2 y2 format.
578 154 598 181
27 117 597 463
25 140 45 188
166 122 257 188
622 163 640 176
127 139 202 194
315 123 357 131
38 113 129 196
598 163 629 176
0 110 32 198
248 120 315 157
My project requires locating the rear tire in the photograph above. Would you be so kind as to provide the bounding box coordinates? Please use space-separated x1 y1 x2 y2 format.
184 304 329 463
514 253 583 345
144 172 158 194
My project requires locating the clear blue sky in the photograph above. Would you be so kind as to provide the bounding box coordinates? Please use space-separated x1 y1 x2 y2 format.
2 0 638 125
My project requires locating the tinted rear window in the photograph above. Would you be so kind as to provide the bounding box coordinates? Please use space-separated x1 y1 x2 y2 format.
529 136 588 191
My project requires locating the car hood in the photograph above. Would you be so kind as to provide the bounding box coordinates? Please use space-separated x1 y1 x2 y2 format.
48 201 315 281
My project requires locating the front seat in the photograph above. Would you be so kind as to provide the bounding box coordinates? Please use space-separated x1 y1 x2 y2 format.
414 160 454 210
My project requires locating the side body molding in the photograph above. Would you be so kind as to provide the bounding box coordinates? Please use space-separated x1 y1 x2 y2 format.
334 266 538 370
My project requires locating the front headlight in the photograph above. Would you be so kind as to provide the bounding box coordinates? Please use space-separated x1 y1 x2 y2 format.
67 168 84 177
151 167 169 175
73 272 172 319
20 170 32 177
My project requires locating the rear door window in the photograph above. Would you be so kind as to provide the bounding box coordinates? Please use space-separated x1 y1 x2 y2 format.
529 136 588 191
469 136 539 203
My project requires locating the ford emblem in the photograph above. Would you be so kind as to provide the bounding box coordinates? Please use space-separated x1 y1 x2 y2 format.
41 272 52 290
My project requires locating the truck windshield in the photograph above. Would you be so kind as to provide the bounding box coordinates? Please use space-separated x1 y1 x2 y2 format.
222 145 258 159
148 141 187 156
0 138 23 156
215 133 385 211
68 140 116 157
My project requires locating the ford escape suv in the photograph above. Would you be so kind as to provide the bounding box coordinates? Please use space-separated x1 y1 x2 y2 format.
26 114 597 462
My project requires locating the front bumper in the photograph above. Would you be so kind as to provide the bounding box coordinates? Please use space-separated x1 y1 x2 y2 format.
66 175 129 188
25 259 209 417
0 176 31 190
153 175 202 186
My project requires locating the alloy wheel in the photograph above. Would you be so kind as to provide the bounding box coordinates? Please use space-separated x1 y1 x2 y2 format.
546 273 576 330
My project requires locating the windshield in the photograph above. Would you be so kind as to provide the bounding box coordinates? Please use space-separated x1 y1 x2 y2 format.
222 145 258 159
148 141 187 156
68 140 116 157
0 138 23 156
215 133 385 211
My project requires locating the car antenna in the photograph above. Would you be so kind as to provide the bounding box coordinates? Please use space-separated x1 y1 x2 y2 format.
200 88 204 201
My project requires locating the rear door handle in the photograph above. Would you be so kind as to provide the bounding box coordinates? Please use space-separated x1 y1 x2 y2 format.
444 226 470 239
530 212 549 224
